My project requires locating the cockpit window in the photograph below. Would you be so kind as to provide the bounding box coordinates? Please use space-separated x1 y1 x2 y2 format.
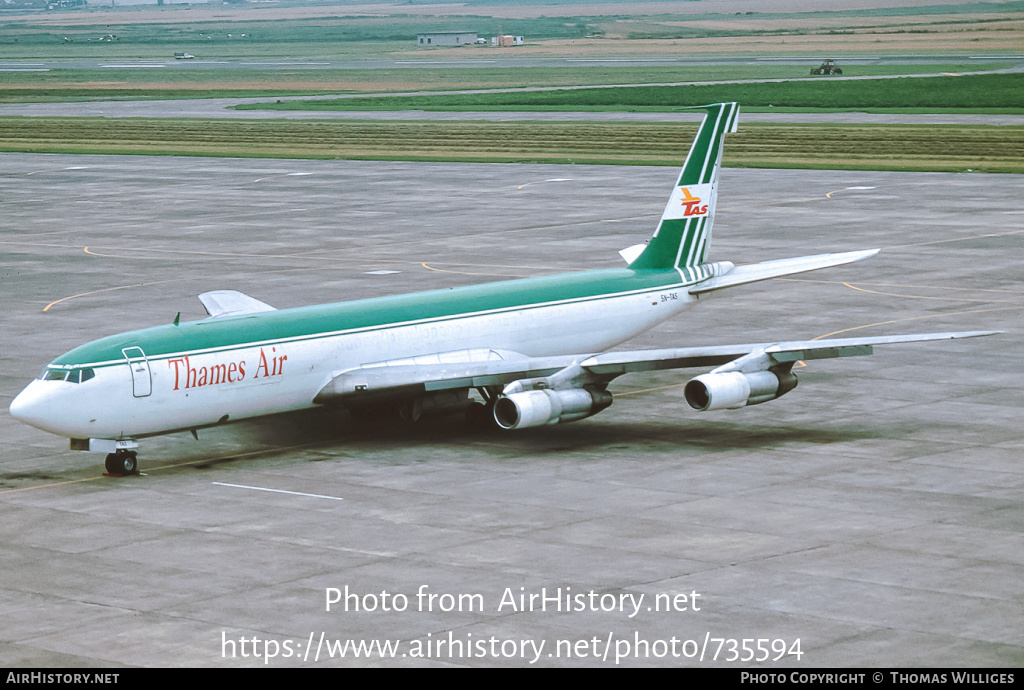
41 367 95 383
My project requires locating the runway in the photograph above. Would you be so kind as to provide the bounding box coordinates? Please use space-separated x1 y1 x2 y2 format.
1 153 1021 666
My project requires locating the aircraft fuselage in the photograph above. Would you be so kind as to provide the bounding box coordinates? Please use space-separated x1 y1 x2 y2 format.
11 267 697 440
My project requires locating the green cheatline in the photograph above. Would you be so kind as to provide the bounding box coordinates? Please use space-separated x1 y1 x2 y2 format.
0 118 1021 173
53 268 687 368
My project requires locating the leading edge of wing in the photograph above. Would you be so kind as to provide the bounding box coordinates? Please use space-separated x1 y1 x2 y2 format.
312 331 999 404
688 248 879 295
581 330 1001 376
313 352 580 404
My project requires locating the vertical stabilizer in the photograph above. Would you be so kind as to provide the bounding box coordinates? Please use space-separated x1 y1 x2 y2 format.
629 102 739 272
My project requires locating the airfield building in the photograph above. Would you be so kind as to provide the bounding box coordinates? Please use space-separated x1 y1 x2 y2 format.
417 32 478 47
495 35 525 47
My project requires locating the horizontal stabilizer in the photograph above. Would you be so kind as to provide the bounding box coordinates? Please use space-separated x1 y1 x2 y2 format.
198 290 277 319
689 249 879 295
619 243 647 265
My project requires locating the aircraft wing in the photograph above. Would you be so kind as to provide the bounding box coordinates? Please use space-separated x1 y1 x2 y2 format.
313 349 579 404
689 249 879 295
312 330 998 406
198 290 277 318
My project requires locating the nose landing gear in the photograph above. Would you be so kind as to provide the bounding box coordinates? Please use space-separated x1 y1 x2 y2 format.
104 450 139 476
71 439 140 477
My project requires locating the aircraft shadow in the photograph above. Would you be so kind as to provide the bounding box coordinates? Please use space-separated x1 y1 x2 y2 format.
154 405 872 471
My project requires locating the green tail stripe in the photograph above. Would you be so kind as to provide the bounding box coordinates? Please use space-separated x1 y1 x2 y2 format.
629 102 738 271
675 102 736 187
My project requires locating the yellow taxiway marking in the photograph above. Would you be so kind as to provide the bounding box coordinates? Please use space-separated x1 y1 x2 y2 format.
80 243 558 273
43 251 560 312
808 278 1020 339
0 443 323 495
0 475 106 494
133 443 323 474
44 280 170 312
80 244 315 261
614 278 1017 396
884 227 1024 251
613 382 685 398
41 256 558 312
840 282 1020 304
837 280 1021 295
814 305 1017 340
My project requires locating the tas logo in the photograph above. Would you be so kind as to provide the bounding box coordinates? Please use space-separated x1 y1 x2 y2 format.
662 183 713 220
678 187 708 217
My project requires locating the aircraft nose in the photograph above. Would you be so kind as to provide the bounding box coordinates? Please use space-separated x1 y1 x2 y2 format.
9 380 59 433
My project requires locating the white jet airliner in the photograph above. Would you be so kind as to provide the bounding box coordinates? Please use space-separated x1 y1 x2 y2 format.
9 102 996 476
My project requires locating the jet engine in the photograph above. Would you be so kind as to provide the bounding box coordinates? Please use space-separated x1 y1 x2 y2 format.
494 388 613 430
684 370 797 411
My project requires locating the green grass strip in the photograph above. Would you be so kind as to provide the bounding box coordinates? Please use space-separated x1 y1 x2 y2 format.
1 118 1021 173
236 73 1024 113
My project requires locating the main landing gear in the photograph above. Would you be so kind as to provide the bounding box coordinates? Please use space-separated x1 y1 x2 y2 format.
104 450 139 476
465 386 502 431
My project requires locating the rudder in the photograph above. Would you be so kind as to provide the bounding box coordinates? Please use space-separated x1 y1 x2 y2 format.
628 102 739 272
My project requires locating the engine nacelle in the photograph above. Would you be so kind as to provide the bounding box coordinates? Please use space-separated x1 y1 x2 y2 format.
684 370 797 411
493 388 613 430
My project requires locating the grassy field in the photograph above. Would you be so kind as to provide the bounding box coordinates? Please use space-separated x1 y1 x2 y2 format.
1 117 1020 173
5 62 1010 104
238 72 1024 113
2 1 1023 171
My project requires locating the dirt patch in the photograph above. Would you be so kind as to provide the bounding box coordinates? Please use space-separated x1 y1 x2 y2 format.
495 28 1024 57
662 13 1024 32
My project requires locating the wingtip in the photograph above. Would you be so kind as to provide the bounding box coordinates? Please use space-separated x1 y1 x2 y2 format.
953 330 1004 338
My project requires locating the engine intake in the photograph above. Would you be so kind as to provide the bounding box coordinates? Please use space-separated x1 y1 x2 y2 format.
684 370 797 411
494 388 612 430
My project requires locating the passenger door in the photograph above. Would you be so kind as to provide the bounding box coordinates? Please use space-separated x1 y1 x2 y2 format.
122 347 152 398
